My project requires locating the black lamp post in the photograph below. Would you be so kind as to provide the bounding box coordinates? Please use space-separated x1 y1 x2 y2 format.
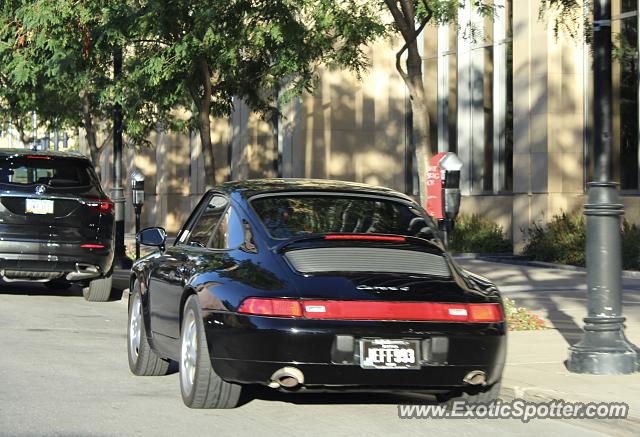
111 46 132 271
567 0 638 374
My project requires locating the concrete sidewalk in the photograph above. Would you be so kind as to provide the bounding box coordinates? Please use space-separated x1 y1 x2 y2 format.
457 259 640 434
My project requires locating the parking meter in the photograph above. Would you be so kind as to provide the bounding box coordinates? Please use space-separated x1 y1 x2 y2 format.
426 152 463 246
130 170 145 259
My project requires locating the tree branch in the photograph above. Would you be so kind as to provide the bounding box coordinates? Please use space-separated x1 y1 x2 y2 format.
398 0 415 24
98 129 113 151
384 0 413 42
394 8 433 88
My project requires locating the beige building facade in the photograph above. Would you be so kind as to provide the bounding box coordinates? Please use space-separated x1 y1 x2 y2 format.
2 0 640 253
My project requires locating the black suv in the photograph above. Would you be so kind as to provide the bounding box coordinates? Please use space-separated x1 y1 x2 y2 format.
0 149 114 301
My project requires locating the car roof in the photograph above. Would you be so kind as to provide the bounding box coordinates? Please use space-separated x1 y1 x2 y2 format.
0 148 89 161
216 178 416 203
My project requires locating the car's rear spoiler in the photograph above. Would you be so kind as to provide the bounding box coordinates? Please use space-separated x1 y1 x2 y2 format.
272 233 445 254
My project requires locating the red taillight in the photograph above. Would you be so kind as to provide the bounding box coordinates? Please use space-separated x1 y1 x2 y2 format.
237 298 303 318
301 301 467 321
323 234 406 242
237 298 503 322
26 155 53 160
84 198 114 214
80 244 105 249
467 304 503 322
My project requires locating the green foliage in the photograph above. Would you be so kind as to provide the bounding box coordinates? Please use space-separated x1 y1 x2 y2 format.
448 214 512 253
503 297 547 331
523 212 586 267
0 0 152 157
523 212 640 270
128 0 386 116
620 220 640 270
538 0 590 43
1 0 387 184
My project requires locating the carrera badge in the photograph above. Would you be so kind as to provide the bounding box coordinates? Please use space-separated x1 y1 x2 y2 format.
357 285 410 292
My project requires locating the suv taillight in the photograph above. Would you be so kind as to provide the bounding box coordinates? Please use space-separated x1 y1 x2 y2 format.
84 198 114 214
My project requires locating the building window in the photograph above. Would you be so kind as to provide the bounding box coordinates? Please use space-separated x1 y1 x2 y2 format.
449 0 512 194
505 0 513 192
415 1 512 195
614 2 638 189
588 1 639 190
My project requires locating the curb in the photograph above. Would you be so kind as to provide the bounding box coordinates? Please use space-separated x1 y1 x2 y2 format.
453 254 640 280
118 288 130 304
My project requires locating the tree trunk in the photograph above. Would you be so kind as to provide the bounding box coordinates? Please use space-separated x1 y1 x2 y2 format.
405 39 432 206
18 128 31 146
412 97 430 205
386 0 433 206
80 91 102 178
188 58 216 189
198 102 216 188
14 119 32 146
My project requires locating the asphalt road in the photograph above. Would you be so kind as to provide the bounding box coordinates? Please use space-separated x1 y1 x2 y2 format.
0 281 613 437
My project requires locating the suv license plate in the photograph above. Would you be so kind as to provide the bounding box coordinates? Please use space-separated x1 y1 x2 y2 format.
25 198 54 215
360 339 420 370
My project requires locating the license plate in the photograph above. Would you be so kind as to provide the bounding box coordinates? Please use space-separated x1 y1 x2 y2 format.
25 198 54 215
360 339 420 370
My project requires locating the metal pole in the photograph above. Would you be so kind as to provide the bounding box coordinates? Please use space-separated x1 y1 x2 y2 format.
135 207 141 260
567 0 638 374
111 46 131 269
31 111 37 149
54 126 59 152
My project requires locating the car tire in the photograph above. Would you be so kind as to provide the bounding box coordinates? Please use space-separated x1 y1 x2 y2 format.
82 276 113 302
127 284 170 376
45 279 72 290
180 295 242 409
437 380 502 405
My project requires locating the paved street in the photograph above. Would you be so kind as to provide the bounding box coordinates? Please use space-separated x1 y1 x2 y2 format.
0 264 634 437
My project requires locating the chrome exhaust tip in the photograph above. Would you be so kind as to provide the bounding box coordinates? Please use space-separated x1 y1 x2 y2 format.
66 263 100 281
268 367 305 389
463 370 487 386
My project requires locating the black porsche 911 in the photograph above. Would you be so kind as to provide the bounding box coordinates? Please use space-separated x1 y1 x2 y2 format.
127 179 506 409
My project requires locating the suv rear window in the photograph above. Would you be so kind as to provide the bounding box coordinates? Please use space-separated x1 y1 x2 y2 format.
251 194 438 240
0 156 98 188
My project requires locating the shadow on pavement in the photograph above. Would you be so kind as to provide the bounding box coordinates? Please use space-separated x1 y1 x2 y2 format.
240 386 438 406
515 295 584 346
457 260 591 346
0 280 84 297
0 280 124 301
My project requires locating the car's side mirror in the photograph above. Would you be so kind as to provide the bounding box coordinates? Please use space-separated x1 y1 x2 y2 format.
137 227 166 250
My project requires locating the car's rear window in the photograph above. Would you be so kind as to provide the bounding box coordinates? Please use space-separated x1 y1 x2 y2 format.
251 194 438 240
0 156 97 188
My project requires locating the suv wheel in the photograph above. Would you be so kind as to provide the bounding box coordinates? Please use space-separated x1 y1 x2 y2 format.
180 295 242 409
128 283 169 376
82 276 112 302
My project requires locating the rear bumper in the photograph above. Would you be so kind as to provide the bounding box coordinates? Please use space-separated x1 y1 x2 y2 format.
0 240 114 281
203 311 506 389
